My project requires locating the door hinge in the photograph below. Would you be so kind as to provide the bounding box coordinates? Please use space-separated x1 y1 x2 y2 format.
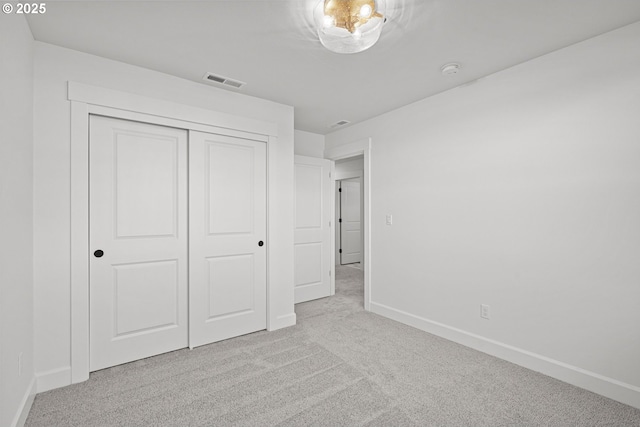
339 249 342 254
339 218 342 223
339 187 342 192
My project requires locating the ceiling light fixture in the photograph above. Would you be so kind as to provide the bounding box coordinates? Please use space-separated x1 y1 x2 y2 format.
314 0 386 54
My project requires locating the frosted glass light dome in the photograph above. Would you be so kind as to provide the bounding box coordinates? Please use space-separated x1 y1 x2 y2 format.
314 0 386 54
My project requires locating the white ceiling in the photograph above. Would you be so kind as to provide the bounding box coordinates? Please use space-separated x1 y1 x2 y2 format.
26 0 640 134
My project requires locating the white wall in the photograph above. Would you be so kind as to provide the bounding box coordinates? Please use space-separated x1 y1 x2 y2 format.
294 129 325 158
326 22 640 407
33 42 295 391
0 14 36 427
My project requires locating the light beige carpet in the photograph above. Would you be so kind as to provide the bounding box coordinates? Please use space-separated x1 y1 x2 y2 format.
26 265 640 426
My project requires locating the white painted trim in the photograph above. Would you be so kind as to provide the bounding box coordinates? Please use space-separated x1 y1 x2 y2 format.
334 170 362 181
89 105 268 143
36 367 71 393
70 82 280 387
70 101 90 384
11 377 36 427
269 312 297 331
370 301 640 410
68 82 277 137
325 138 372 311
265 135 280 333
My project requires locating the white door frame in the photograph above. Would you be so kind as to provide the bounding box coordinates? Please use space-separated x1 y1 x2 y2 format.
325 138 372 311
69 82 278 384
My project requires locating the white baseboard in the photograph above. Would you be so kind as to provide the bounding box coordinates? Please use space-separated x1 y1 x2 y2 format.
12 377 36 427
370 301 640 410
268 312 296 331
36 366 71 393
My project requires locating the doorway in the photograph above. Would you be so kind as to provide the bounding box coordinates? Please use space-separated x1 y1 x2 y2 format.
329 146 369 308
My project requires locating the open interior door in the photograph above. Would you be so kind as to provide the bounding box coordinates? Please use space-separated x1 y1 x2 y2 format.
340 178 362 265
294 155 332 303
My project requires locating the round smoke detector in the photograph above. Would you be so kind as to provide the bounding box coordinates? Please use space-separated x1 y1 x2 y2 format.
441 63 461 76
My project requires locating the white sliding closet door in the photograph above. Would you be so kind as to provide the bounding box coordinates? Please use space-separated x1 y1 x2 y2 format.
89 116 188 371
294 155 332 303
189 131 267 348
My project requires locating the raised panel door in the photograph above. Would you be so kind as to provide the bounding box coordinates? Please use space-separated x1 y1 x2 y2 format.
341 178 362 265
294 156 332 303
89 116 188 371
189 131 266 347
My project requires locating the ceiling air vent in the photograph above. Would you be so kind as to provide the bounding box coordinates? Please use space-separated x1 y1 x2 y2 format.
329 120 350 129
203 72 246 89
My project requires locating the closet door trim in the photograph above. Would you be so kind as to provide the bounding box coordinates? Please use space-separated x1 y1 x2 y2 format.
69 81 277 138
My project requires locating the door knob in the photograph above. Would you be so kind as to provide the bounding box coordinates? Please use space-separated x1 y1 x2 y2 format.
94 250 104 258
258 241 264 247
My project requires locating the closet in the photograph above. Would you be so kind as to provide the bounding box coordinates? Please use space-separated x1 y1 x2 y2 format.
89 115 266 371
